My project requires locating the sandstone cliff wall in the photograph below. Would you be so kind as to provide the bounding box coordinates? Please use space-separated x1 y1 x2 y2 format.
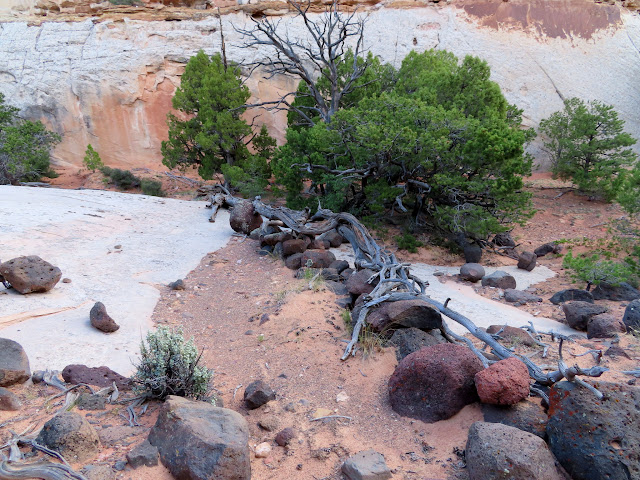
0 0 639 170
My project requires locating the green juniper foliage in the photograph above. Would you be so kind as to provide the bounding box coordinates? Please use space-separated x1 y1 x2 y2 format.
539 98 636 200
83 144 103 172
0 93 60 185
162 51 275 194
133 326 212 400
273 50 534 242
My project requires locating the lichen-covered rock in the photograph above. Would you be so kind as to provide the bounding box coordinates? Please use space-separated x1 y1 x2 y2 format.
0 255 61 294
388 344 483 423
148 396 250 480
547 381 640 480
504 289 542 304
466 422 565 480
475 357 530 405
36 412 101 462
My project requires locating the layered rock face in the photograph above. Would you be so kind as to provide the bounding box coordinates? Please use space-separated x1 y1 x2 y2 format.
0 0 639 170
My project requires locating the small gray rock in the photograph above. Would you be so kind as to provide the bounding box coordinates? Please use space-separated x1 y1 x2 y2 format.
342 450 392 480
168 279 185 290
126 440 158 468
389 327 445 361
76 393 107 411
0 338 30 387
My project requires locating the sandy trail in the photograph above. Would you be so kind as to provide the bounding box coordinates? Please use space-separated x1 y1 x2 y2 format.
333 247 578 337
0 185 233 374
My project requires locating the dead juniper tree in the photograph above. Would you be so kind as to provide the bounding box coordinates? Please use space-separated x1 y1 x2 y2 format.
208 190 609 401
235 0 370 126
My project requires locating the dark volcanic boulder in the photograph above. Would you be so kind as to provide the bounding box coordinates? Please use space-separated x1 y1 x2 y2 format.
591 282 640 301
345 268 377 296
36 412 100 462
282 239 307 256
284 253 303 270
534 242 562 257
388 344 484 423
0 255 62 294
389 327 446 361
504 289 542 304
549 289 594 305
243 380 275 409
460 263 485 283
486 325 536 347
0 338 30 387
300 250 336 269
148 396 250 480
562 301 607 330
517 251 537 272
493 232 516 247
547 381 640 480
466 422 565 480
62 365 132 390
90 302 120 333
623 299 640 332
475 357 530 406
229 200 262 234
587 313 626 339
366 299 442 334
481 400 548 438
463 243 482 263
318 229 343 248
481 271 516 289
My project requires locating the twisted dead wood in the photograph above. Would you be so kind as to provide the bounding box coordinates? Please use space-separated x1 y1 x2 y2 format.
209 193 608 392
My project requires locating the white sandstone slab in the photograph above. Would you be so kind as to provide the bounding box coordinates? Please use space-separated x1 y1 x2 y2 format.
0 185 232 374
332 247 578 337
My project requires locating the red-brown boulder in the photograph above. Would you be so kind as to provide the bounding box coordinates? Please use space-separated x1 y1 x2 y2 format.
388 344 484 423
475 357 530 406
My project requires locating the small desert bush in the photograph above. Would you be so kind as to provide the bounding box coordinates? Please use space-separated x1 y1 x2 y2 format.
132 326 212 400
100 166 140 190
140 178 165 197
83 144 103 172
